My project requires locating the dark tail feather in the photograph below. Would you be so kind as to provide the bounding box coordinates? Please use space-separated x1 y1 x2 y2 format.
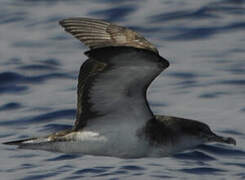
3 138 36 145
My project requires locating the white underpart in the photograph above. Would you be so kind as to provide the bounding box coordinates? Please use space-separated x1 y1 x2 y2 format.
22 130 150 158
21 130 206 158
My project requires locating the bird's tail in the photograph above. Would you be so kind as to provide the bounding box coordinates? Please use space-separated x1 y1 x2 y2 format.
3 129 72 150
3 137 43 146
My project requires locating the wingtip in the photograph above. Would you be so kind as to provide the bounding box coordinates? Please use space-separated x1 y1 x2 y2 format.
59 19 64 26
59 18 74 27
59 18 67 27
59 17 159 53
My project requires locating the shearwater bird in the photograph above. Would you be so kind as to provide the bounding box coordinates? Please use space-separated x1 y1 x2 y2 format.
3 18 236 158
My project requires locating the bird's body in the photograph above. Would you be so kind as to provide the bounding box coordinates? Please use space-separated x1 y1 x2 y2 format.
3 18 236 158
6 116 207 158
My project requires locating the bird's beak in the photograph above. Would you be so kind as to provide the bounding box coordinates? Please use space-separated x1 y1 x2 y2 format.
207 133 236 145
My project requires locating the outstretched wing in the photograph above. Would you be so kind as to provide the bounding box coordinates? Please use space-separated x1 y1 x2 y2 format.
74 47 169 130
59 17 158 53
59 18 169 130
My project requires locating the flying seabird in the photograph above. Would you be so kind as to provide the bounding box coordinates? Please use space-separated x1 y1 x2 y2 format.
3 18 236 158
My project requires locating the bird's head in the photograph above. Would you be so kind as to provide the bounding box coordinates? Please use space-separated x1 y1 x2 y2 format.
182 120 236 146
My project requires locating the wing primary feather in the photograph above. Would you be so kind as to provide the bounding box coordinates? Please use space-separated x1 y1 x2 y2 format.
59 17 158 53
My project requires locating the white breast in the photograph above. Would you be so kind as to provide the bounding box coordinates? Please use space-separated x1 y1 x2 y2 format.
44 128 149 158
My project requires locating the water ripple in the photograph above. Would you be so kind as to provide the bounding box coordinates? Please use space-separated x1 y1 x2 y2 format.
0 71 72 84
18 64 58 71
198 144 245 156
174 150 216 161
198 92 229 99
0 109 76 126
0 11 27 24
0 102 22 111
0 84 28 94
40 123 72 132
167 72 198 79
181 167 226 175
74 168 108 175
46 154 80 161
0 71 73 95
151 8 217 23
20 172 59 180
120 165 145 171
89 5 137 22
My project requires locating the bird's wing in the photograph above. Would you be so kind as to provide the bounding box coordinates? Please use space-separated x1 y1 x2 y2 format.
59 18 169 130
59 17 158 53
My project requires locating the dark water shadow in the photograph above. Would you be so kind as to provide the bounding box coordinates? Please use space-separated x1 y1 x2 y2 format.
0 71 73 94
197 144 245 156
88 5 137 22
240 108 245 113
17 0 69 4
223 162 245 168
173 150 216 161
0 85 28 94
151 0 245 21
198 91 230 99
46 154 80 161
166 22 245 41
18 64 58 71
0 102 22 111
94 0 134 3
0 109 76 126
40 123 72 133
151 1 245 23
148 0 245 41
3 57 22 65
174 80 199 89
219 129 244 136
39 58 60 66
165 70 201 89
19 172 60 180
93 170 130 178
120 165 145 171
0 11 27 24
74 167 108 175
180 167 226 175
217 79 245 86
17 58 61 71
226 66 245 75
73 164 145 178
0 71 73 85
150 8 218 23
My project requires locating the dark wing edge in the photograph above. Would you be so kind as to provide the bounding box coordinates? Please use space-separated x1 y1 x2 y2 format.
74 58 107 130
59 17 158 53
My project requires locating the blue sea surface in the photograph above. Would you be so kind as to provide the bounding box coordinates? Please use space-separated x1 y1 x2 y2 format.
1 0 245 179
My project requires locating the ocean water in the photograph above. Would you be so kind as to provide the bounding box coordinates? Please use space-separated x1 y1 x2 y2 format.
0 0 245 179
